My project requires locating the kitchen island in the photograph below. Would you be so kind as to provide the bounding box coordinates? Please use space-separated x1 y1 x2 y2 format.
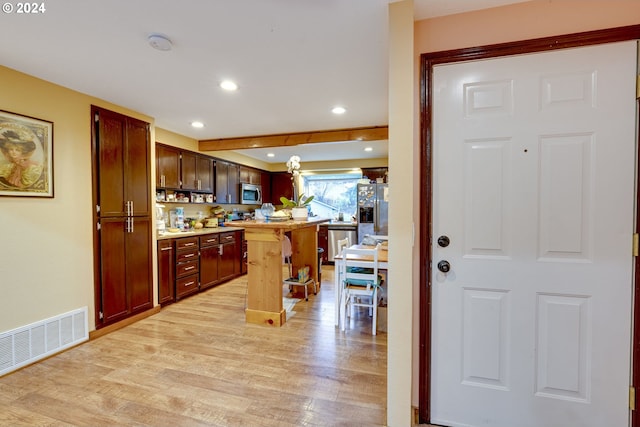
241 216 329 326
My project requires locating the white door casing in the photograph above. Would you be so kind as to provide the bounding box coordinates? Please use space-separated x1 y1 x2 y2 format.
431 41 638 427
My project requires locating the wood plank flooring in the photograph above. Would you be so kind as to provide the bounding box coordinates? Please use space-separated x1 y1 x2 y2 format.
0 266 389 427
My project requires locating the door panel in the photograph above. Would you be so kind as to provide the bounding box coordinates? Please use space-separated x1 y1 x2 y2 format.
97 112 125 217
100 218 128 323
125 119 150 217
431 41 637 427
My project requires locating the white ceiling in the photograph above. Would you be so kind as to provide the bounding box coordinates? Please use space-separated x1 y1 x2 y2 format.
0 0 526 165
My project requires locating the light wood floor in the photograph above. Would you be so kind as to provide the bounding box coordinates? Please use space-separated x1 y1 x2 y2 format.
0 266 391 427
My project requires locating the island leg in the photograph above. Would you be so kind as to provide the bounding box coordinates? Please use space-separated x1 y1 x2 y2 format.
244 228 287 326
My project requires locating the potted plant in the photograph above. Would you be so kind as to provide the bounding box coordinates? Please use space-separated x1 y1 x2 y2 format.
280 193 314 220
280 155 314 220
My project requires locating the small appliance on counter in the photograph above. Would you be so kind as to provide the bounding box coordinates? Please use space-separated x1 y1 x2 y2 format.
155 203 166 233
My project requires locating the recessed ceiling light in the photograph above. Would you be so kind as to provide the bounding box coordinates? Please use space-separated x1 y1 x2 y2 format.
220 80 238 91
331 106 346 115
267 153 275 158
191 121 204 128
364 147 373 152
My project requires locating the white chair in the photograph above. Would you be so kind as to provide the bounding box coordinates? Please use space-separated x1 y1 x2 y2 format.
339 244 383 335
337 237 350 254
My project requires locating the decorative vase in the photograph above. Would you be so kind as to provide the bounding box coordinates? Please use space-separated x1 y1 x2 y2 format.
291 207 308 221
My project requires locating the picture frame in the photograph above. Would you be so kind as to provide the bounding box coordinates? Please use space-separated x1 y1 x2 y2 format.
0 109 54 198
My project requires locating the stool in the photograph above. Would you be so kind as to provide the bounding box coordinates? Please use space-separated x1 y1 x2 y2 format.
284 277 316 301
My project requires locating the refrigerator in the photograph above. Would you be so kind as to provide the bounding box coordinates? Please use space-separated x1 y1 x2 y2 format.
357 183 389 240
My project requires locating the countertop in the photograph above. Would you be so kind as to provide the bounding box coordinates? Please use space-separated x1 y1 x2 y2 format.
240 216 330 231
321 220 358 228
156 225 245 240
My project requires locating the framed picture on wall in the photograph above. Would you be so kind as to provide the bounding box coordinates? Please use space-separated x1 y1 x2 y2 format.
0 109 54 198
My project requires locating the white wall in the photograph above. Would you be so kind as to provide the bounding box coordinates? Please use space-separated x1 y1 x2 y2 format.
387 1 415 425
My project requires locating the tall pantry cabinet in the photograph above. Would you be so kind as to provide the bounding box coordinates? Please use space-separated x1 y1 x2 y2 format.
91 106 153 328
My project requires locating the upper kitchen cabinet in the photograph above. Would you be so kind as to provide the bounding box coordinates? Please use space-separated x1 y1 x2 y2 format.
361 167 388 183
215 160 239 204
239 166 261 185
156 143 181 189
182 151 213 193
260 171 271 204
270 172 293 205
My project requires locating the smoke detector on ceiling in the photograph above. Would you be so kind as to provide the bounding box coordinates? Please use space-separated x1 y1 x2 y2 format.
148 34 172 51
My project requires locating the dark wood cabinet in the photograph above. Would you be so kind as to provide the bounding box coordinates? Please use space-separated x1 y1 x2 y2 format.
215 160 239 204
361 167 388 183
318 225 329 264
157 239 175 305
270 172 293 205
199 234 220 290
182 151 213 192
218 232 237 282
156 144 181 189
239 166 261 184
175 236 200 299
260 171 271 205
93 106 153 328
241 231 247 275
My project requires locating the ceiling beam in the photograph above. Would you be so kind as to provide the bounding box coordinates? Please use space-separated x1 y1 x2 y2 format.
198 125 388 151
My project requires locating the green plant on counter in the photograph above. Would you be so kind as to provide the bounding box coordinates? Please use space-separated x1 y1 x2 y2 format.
280 193 314 209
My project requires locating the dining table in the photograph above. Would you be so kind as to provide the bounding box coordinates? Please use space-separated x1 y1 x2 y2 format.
333 243 389 327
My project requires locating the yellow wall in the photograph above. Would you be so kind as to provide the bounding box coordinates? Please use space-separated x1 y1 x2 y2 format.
0 65 154 332
396 1 640 423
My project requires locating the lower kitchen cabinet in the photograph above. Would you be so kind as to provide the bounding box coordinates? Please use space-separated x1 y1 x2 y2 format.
318 225 329 264
199 234 220 290
157 229 244 305
157 239 175 305
175 236 199 299
218 232 237 282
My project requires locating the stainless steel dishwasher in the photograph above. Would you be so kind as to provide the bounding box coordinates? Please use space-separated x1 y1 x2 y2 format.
328 224 357 263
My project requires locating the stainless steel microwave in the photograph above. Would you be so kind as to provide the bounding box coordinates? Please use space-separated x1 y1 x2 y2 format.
240 183 262 205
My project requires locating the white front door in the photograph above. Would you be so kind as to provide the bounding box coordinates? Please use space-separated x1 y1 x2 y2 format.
431 41 638 427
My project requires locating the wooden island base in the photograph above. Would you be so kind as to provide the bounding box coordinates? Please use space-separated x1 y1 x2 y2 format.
242 217 328 326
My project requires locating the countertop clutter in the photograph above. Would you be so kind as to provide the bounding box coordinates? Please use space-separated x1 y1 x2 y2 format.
157 225 245 240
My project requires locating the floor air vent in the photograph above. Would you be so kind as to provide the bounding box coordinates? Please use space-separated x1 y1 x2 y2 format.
0 307 88 376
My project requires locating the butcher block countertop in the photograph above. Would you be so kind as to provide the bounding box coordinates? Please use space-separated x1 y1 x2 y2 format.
239 216 330 230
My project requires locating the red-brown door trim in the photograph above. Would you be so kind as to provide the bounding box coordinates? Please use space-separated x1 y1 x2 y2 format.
418 24 640 425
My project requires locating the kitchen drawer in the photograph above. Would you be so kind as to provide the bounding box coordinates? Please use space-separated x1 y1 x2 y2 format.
220 232 236 244
200 234 219 247
176 259 199 277
176 236 198 251
176 247 198 263
176 273 199 298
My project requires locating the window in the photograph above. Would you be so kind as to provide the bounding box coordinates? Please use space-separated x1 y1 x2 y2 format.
302 172 361 220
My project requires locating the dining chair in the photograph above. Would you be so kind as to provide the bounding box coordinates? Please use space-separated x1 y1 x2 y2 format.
337 237 350 254
339 244 383 335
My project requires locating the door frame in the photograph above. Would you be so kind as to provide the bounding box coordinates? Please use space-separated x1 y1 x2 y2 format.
418 25 640 425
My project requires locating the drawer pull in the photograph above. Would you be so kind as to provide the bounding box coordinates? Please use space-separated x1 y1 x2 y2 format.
183 254 195 258
185 266 195 271
160 247 172 252
184 281 195 287
184 242 196 247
